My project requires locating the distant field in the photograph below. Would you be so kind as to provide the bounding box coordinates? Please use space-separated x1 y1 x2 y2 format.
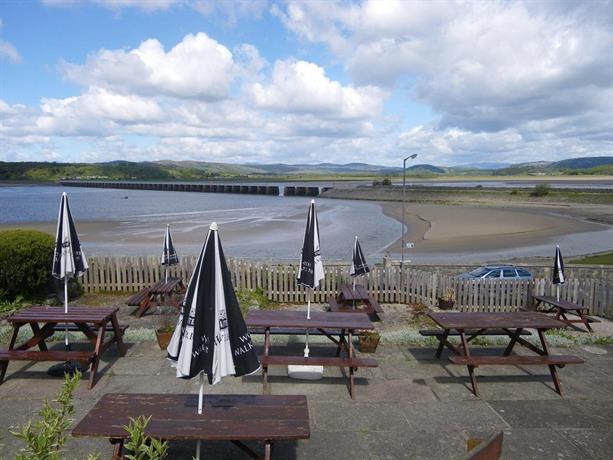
571 251 613 265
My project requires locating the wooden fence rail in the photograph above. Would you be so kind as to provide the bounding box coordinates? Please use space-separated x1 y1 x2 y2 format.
80 256 613 318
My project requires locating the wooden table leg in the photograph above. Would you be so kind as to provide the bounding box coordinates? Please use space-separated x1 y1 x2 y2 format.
110 314 127 356
537 329 562 395
263 328 270 395
348 329 355 399
435 329 449 358
0 325 20 384
110 438 124 460
503 328 523 356
336 328 347 357
459 330 479 397
89 325 106 389
577 310 593 332
30 323 49 351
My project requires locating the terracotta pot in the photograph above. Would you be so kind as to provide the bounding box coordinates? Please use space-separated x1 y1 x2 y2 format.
358 333 380 353
437 297 455 310
155 329 173 349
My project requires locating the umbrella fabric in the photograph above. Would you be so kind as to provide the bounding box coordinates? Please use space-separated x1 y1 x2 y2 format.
350 236 370 277
161 224 179 266
553 245 565 285
297 200 324 289
167 223 259 385
52 192 88 279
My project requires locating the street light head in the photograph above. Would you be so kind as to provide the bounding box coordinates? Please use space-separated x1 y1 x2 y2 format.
409 154 418 159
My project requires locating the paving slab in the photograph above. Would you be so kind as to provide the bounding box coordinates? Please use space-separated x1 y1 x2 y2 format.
311 400 410 432
561 429 613 459
489 399 613 429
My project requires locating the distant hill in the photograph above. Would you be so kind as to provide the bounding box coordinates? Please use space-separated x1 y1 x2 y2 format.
0 156 611 182
406 164 446 174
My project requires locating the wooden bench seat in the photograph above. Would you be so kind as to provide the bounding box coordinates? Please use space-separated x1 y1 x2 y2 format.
420 328 532 337
259 354 378 368
249 326 362 336
0 349 95 364
53 324 129 334
449 354 584 366
126 288 151 307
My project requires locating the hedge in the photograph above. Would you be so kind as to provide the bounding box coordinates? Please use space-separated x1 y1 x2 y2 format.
0 229 55 300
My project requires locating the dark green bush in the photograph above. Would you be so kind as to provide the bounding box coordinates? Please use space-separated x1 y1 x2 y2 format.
0 229 55 300
530 183 551 197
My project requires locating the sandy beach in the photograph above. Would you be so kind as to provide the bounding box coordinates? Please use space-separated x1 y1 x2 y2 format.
381 201 613 262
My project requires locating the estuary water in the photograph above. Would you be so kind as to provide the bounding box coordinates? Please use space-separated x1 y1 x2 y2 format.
0 185 400 260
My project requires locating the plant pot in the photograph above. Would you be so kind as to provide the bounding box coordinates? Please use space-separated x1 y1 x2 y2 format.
437 297 455 310
358 333 380 353
155 329 173 349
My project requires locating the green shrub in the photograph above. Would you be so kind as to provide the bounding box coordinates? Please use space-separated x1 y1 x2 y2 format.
0 230 55 300
381 177 392 186
11 372 81 460
510 189 519 195
123 416 168 460
530 183 551 197
236 287 271 315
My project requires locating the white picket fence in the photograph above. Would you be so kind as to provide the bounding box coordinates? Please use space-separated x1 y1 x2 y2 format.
80 256 613 318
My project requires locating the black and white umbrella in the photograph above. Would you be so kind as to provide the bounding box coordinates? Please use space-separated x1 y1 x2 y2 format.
295 199 324 362
553 245 565 301
51 192 88 374
349 235 369 289
167 222 260 459
297 199 324 318
161 224 179 282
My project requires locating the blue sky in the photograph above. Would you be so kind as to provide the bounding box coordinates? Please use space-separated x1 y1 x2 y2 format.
1 0 611 166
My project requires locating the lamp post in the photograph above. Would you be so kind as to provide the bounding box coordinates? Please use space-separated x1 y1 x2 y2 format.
401 154 418 274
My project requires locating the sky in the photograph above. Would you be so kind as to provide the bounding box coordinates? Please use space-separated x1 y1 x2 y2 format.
0 0 612 167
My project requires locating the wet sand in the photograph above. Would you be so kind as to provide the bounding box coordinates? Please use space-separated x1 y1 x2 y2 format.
382 202 613 262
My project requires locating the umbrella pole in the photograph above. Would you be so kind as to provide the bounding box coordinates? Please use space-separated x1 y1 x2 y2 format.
165 267 168 284
556 284 560 302
64 277 69 350
196 372 204 459
304 289 311 357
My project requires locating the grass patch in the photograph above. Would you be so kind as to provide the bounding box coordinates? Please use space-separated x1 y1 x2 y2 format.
571 251 613 265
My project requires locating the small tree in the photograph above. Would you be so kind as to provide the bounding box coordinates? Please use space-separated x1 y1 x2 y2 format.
381 177 392 186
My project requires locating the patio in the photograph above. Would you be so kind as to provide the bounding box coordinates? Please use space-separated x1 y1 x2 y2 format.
1 335 612 459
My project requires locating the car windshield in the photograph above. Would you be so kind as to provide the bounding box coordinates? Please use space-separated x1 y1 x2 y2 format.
469 267 490 277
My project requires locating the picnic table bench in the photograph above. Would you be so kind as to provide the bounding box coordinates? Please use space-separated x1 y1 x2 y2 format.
246 310 378 399
428 312 584 397
72 393 310 460
127 277 185 317
0 306 127 389
328 284 383 320
533 295 593 332
419 328 532 357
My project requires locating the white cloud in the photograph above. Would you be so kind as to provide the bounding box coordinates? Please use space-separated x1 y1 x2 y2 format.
61 33 236 100
0 40 21 63
246 59 386 119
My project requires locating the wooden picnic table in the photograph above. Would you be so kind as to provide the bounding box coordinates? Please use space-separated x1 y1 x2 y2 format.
0 306 127 389
328 283 384 320
533 295 593 332
72 393 310 460
127 277 185 317
427 311 584 397
245 310 378 398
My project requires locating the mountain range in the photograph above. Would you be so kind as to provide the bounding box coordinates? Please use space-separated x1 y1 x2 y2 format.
0 156 611 182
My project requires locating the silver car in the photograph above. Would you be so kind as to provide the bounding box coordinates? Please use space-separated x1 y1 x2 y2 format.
457 265 533 280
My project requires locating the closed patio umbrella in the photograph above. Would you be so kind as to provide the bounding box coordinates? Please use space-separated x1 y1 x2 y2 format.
349 235 370 290
553 245 565 301
292 200 324 378
50 192 89 375
161 224 179 282
167 222 260 459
